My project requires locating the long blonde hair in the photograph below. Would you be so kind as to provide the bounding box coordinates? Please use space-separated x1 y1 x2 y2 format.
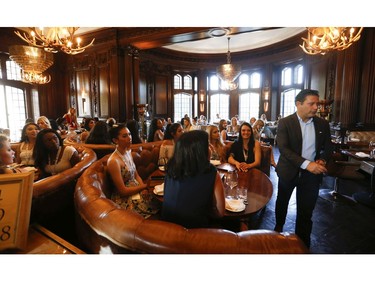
206 125 226 162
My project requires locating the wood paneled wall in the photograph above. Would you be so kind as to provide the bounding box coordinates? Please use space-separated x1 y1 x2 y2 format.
1 27 374 126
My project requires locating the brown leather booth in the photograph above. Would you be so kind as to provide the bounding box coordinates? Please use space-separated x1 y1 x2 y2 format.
74 142 307 254
11 143 97 223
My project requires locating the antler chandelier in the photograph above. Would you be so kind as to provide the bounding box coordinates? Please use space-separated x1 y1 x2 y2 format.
14 27 95 55
300 27 363 55
216 37 242 90
9 45 54 84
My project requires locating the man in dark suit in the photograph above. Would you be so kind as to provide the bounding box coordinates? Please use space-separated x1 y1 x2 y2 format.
274 89 334 248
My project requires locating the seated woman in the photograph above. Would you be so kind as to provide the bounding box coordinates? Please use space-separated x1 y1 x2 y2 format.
0 134 29 174
15 122 40 166
158 122 184 164
161 130 225 228
228 116 240 134
63 107 79 129
85 121 112 144
80 117 96 143
147 118 164 142
252 119 277 168
218 119 228 142
37 116 52 130
183 116 194 131
206 124 226 163
227 122 261 172
34 129 80 179
107 124 159 218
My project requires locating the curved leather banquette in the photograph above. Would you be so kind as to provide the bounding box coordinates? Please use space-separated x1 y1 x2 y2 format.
74 142 308 254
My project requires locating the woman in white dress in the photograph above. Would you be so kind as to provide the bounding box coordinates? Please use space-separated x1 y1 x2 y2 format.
34 129 80 179
16 122 40 166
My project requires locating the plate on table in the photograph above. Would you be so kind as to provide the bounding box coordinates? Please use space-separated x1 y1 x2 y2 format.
153 183 164 196
158 166 165 171
225 198 246 212
355 152 370 158
210 160 221 166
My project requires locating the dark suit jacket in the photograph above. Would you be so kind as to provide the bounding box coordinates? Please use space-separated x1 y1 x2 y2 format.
276 113 333 182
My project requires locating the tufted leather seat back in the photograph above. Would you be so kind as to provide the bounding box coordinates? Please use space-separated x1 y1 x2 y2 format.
74 142 308 254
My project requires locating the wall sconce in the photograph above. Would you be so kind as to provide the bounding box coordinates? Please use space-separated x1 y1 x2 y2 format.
199 89 205 102
262 85 270 112
199 89 206 112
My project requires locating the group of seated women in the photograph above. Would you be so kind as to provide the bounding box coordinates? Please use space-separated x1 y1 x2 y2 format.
1 113 270 230
105 118 268 228
0 126 80 181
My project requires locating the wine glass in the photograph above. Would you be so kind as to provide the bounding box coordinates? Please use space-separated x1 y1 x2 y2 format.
225 171 238 199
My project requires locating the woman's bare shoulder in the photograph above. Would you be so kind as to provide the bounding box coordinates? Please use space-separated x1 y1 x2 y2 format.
162 139 174 146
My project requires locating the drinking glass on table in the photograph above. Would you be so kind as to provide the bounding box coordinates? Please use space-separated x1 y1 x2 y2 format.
239 185 248 204
225 170 239 199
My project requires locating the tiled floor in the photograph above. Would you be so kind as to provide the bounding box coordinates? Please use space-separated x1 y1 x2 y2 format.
258 146 375 254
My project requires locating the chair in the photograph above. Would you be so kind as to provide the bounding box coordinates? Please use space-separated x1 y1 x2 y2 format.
319 158 366 204
353 161 375 208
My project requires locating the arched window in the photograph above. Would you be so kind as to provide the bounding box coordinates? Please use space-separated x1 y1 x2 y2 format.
210 93 229 122
174 92 192 123
173 74 195 122
210 76 220 91
280 89 299 117
238 72 262 121
174 74 182 90
0 60 37 142
239 92 260 122
295 64 304 84
184 75 192 90
279 64 304 117
281 67 292 86
250 72 261 88
239 74 249 89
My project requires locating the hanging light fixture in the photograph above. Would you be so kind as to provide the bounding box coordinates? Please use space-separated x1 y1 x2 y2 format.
300 27 363 55
14 27 95 55
9 45 54 84
21 70 51 84
216 37 242 90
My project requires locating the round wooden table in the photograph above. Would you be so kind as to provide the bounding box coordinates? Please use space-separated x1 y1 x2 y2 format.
222 168 273 218
149 165 274 230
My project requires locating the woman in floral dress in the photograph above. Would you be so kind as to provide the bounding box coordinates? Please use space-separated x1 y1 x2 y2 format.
107 124 159 218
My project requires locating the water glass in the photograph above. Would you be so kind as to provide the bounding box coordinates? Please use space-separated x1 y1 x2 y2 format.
239 186 248 204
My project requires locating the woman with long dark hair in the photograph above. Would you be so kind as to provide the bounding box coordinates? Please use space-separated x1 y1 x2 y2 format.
126 119 143 144
147 118 164 143
227 122 261 172
85 121 112 144
34 129 80 179
15 122 40 166
158 122 184 163
161 130 225 228
107 124 159 218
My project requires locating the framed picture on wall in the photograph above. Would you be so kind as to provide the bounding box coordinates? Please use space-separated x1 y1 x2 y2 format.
0 171 34 252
